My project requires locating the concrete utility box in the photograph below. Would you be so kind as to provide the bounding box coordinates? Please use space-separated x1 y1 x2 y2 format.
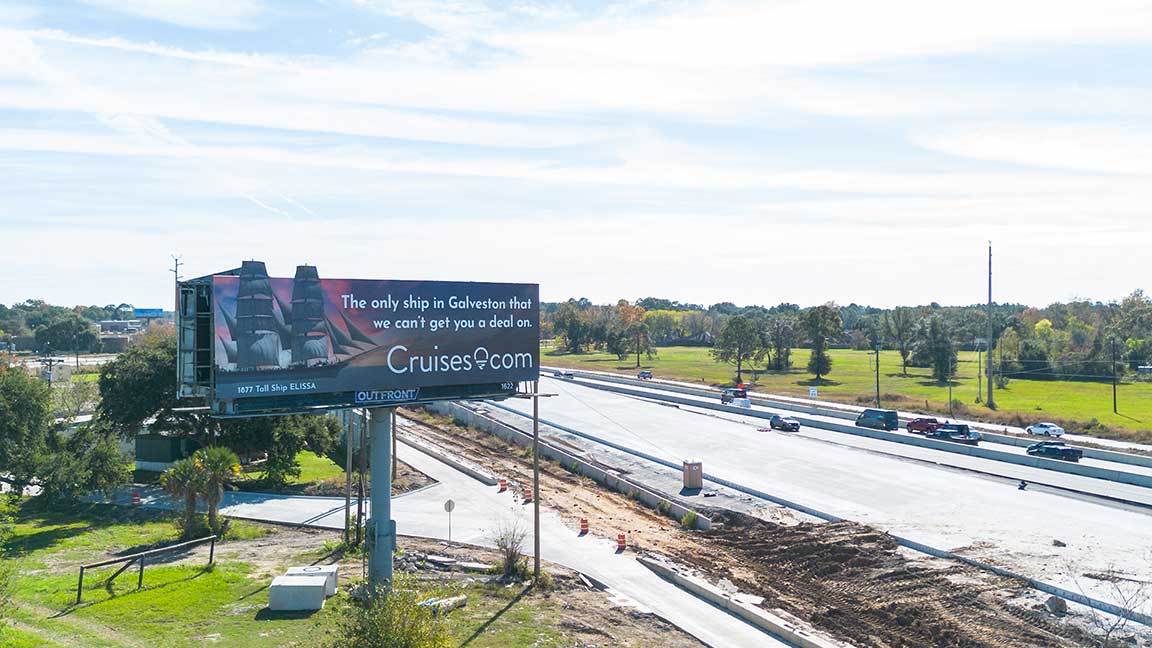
286 565 339 596
682 461 703 490
268 575 328 611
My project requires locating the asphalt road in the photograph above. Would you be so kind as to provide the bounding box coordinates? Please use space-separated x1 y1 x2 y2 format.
498 376 1152 616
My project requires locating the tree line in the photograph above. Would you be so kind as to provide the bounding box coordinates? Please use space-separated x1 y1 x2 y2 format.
0 299 139 354
546 290 1152 384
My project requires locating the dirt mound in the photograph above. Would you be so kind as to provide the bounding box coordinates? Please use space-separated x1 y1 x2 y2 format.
678 519 1089 648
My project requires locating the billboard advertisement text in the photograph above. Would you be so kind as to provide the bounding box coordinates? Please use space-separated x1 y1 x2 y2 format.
211 262 538 403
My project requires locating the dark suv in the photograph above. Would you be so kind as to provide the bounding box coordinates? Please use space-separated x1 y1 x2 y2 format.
637 370 653 380
769 414 800 432
855 409 899 431
1027 441 1083 462
927 423 981 445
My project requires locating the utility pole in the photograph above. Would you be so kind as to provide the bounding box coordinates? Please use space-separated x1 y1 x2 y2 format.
976 339 982 403
42 356 64 389
873 346 881 408
986 242 995 409
532 379 541 581
1112 338 1118 414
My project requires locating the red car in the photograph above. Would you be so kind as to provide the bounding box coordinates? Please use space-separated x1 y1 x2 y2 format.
906 417 942 434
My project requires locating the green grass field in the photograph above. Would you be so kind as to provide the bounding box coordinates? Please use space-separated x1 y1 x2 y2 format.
543 345 1152 442
0 501 648 648
236 452 346 493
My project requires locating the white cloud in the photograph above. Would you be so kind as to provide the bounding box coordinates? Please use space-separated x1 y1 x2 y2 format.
915 123 1152 175
78 0 267 31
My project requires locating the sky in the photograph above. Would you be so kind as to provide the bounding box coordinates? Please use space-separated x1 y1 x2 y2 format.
0 0 1149 310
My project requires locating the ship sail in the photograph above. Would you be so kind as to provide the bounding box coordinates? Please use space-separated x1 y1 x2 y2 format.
235 260 282 369
290 265 331 366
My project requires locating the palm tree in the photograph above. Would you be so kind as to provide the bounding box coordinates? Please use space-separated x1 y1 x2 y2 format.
194 446 240 534
160 458 203 537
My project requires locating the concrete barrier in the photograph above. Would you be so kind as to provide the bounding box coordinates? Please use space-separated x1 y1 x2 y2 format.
638 556 852 648
397 433 498 486
419 403 711 531
552 368 1152 470
565 377 1152 490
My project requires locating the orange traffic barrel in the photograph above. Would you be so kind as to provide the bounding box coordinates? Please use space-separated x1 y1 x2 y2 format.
498 478 507 492
579 518 589 535
616 533 626 552
131 491 141 507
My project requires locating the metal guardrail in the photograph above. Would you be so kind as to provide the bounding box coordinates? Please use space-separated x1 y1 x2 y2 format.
76 535 217 603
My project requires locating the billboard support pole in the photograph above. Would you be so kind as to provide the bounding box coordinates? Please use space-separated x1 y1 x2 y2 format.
368 407 396 592
343 410 353 544
532 380 541 582
356 409 367 546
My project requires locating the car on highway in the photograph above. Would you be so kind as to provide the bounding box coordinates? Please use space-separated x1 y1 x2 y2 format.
926 423 981 445
1026 441 1083 462
637 370 653 380
720 387 747 404
855 408 899 431
906 417 942 435
769 414 800 432
552 370 574 379
1026 422 1065 437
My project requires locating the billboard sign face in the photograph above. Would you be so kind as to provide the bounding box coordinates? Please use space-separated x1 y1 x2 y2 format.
209 262 538 407
134 308 164 318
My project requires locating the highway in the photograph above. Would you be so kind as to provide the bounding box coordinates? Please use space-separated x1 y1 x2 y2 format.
568 374 1152 486
498 376 1152 616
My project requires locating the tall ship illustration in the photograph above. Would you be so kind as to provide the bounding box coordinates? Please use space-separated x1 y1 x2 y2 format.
289 265 331 366
234 261 281 370
218 261 377 372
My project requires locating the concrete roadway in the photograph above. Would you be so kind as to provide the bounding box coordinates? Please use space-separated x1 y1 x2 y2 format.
498 376 1152 616
556 367 1152 456
120 441 787 648
570 375 1152 492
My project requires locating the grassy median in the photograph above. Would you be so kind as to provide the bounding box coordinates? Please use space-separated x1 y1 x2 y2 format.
543 346 1152 441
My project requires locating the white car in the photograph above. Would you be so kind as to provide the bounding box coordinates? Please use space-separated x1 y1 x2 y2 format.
1026 422 1065 437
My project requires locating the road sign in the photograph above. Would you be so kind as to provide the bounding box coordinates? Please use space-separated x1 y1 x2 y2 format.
809 387 818 399
444 499 455 546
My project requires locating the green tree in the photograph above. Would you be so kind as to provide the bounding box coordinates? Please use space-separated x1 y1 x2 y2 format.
710 316 764 383
36 422 129 503
912 315 957 382
885 307 917 375
98 327 216 440
0 365 53 494
764 313 798 370
552 301 594 353
161 457 204 538
803 305 842 381
194 446 241 535
34 313 100 354
221 415 340 489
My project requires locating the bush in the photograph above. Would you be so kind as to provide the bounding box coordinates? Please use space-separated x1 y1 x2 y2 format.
328 576 450 648
0 497 14 634
680 510 698 529
657 500 672 516
535 569 555 591
490 519 529 579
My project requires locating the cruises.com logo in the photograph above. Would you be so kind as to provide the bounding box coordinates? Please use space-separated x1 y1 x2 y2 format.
384 345 533 375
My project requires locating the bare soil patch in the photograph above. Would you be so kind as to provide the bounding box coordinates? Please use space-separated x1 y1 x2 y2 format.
399 407 1103 648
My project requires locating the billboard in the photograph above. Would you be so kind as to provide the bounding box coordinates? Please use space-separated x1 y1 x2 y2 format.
205 261 538 412
134 308 164 318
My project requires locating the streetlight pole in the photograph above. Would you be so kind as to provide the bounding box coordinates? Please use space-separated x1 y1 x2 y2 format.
986 242 995 409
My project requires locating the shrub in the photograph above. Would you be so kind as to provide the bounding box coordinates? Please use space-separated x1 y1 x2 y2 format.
490 518 530 579
535 569 555 591
328 575 450 648
680 510 698 529
657 500 672 516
